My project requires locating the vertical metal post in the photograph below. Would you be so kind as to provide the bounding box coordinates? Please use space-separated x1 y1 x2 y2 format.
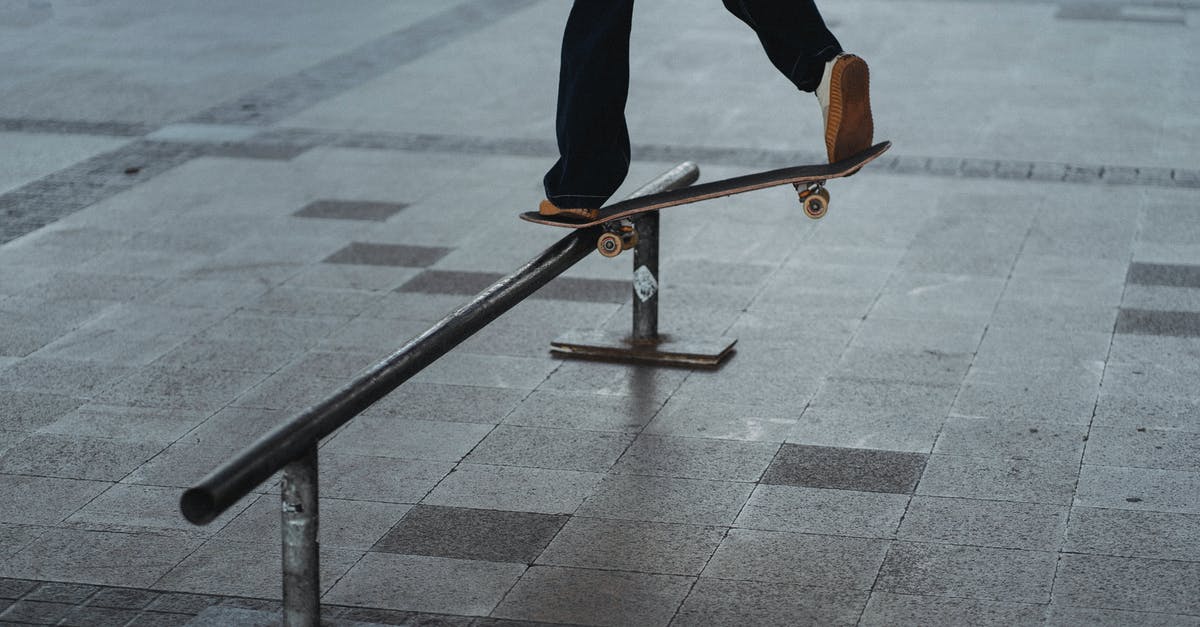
281 445 319 627
631 211 660 342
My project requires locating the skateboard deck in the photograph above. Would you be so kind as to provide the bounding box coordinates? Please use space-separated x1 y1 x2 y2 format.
521 141 891 233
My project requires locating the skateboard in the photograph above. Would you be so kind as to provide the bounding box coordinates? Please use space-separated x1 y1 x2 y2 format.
521 141 891 257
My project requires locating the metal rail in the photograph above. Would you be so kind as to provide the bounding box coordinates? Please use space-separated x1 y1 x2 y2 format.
180 163 699 626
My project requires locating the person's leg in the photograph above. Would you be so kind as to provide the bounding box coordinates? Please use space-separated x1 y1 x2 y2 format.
723 0 873 163
541 0 635 218
721 0 841 92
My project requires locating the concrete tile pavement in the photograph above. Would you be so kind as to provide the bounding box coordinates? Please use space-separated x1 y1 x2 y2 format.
1 0 1199 625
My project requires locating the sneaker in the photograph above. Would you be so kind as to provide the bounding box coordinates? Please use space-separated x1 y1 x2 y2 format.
815 53 873 164
538 199 600 222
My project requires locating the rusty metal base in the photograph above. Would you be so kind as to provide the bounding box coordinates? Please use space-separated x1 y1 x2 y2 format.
551 331 736 368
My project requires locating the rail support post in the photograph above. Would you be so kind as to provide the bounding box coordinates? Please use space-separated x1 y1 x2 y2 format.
281 445 319 627
550 161 736 367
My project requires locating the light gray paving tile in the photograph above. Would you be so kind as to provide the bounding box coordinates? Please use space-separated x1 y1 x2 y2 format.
789 407 946 453
1084 426 1200 471
951 381 1097 424
318 452 454 504
0 524 48 561
217 495 409 550
423 464 604 515
122 443 277 492
934 416 1089 462
1094 390 1200 432
642 397 798 442
284 262 421 292
0 390 86 431
314 316 431 354
64 483 244 534
833 346 973 386
0 358 133 398
537 517 724 576
360 382 527 424
860 592 1043 627
703 528 889 589
21 272 163 302
673 578 868 627
736 484 908 537
492 565 692 627
917 455 1079 504
150 338 304 374
576 474 753 526
808 378 959 423
851 316 986 354
1108 334 1200 369
94 365 268 412
875 542 1056 604
241 285 382 318
0 528 201 587
30 327 188 366
178 406 284 449
1054 553 1200 615
1075 465 1200 514
323 417 493 462
148 279 270 310
1044 604 1200 627
991 299 1119 332
37 404 206 444
0 475 109 525
228 371 344 411
411 352 558 390
193 312 348 348
464 425 634 472
1011 254 1129 283
323 553 524 616
975 326 1114 364
0 324 65 358
871 273 1006 322
503 389 664 433
611 434 779 482
0 433 161 481
537 359 688 403
898 496 1068 551
373 504 565 564
1065 507 1200 561
153 539 361 600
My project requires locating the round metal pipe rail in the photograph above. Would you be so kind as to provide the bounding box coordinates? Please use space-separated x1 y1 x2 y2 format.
180 162 700 525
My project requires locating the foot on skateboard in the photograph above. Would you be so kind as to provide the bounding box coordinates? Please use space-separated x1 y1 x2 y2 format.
538 199 600 223
817 54 874 164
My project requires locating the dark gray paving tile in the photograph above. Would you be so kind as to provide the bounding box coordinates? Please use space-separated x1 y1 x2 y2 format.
537 517 724 576
373 505 567 564
611 435 779 482
0 525 46 561
323 553 524 616
295 200 410 222
0 433 161 481
736 484 908 537
86 586 161 609
898 496 1068 551
0 323 64 358
704 528 889 589
1066 507 1200 561
1117 308 1200 337
0 475 108 525
95 365 268 412
0 578 37 599
125 610 196 627
1084 426 1200 471
423 464 604 515
0 599 75 624
576 474 752 526
325 242 449 268
917 455 1079 504
761 444 927 494
144 591 223 614
24 581 98 603
934 416 1088 461
1127 262 1200 288
493 565 692 627
0 358 133 398
464 425 634 472
60 604 143 627
860 592 1043 627
1054 553 1200 615
1075 465 1200 514
1 528 201 587
674 578 867 627
876 542 1056 604
151 338 302 375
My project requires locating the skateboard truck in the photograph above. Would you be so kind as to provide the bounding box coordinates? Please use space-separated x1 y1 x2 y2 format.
596 219 638 258
795 181 830 219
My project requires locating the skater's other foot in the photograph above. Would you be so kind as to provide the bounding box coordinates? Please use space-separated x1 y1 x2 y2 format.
816 53 873 164
538 199 600 222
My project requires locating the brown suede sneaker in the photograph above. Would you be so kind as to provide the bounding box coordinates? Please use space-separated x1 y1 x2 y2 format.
816 54 874 164
538 199 600 222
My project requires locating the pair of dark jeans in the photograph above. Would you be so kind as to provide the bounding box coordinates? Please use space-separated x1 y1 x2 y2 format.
543 0 842 209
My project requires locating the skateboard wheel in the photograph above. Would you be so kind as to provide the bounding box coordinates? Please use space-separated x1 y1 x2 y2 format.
597 232 623 258
804 188 829 219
